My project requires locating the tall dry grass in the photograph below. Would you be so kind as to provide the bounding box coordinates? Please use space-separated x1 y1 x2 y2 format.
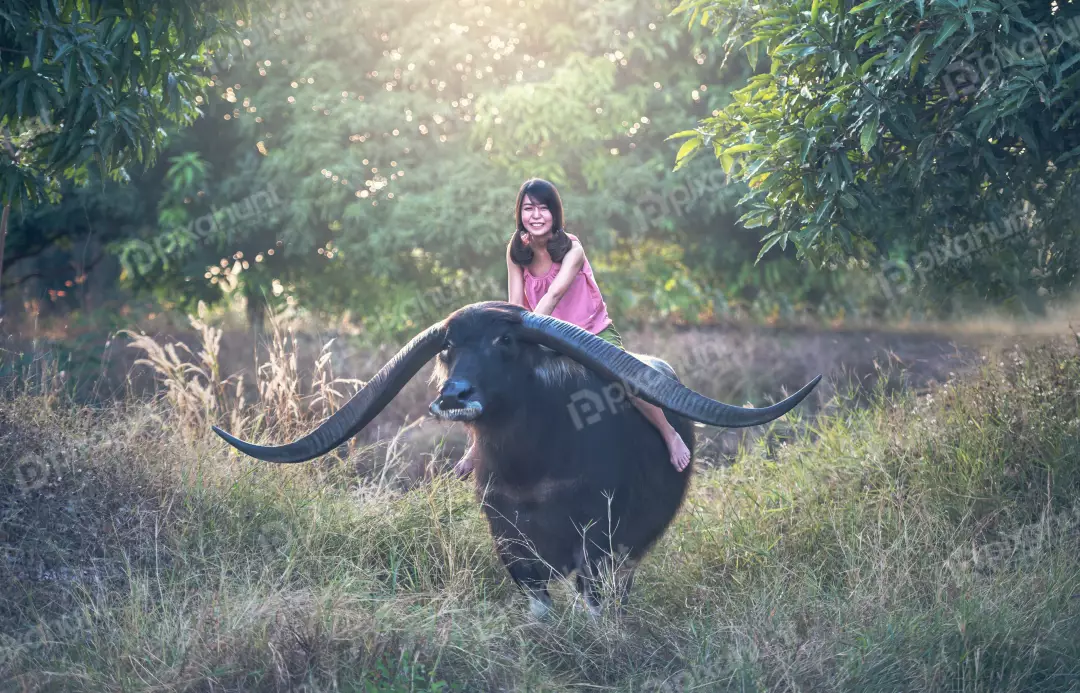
2 317 1080 691
119 307 367 460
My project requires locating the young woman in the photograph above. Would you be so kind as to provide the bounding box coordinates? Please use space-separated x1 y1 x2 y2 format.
453 178 692 478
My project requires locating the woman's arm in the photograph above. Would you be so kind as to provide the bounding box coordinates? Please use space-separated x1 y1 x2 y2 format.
506 241 526 307
532 241 585 316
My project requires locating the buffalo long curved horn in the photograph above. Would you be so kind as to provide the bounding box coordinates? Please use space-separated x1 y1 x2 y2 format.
212 323 447 462
517 313 821 428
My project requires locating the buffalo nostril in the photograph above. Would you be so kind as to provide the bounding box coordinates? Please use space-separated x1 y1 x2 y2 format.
441 379 475 403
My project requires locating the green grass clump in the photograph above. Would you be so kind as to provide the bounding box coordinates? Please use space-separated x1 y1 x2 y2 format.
2 339 1080 691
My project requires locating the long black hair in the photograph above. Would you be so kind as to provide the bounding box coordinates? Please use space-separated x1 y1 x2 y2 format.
508 178 573 266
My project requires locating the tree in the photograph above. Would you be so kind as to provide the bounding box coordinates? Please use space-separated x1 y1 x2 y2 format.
0 0 265 312
195 0 817 337
672 0 1080 311
7 0 887 333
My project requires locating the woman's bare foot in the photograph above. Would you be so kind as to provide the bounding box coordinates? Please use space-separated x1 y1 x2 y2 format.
664 430 691 472
627 394 692 472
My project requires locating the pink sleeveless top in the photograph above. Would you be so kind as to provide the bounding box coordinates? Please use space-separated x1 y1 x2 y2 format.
522 233 612 334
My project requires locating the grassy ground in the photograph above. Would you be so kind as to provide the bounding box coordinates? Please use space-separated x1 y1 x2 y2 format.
2 331 1080 692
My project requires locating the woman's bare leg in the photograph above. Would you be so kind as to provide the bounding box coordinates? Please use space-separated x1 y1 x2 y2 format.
628 395 691 471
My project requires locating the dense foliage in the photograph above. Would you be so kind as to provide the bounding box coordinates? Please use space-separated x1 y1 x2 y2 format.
193 0 766 336
8 0 1076 337
6 0 881 339
0 0 260 207
675 0 1080 310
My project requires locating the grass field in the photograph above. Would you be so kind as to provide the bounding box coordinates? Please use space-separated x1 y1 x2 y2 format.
3 327 1080 692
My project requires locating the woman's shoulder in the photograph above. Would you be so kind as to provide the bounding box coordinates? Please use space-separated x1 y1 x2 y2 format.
565 233 585 253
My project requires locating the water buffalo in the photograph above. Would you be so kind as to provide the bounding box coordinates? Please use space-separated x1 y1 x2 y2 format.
212 302 821 616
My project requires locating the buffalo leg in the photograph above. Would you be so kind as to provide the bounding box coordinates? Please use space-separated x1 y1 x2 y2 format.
578 553 638 612
495 537 554 618
574 571 602 616
613 561 637 608
508 560 553 618
570 546 603 616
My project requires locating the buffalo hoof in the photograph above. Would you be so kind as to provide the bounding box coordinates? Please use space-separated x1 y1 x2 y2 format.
527 595 553 620
571 595 601 621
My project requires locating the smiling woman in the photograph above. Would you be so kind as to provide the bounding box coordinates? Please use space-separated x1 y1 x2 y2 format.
452 178 692 478
507 179 610 335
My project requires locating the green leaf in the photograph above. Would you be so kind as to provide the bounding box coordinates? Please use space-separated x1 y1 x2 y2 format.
0 71 21 94
756 230 787 261
63 55 78 94
16 78 28 117
933 17 962 48
674 137 702 169
74 86 92 122
32 84 51 122
850 0 887 13
909 34 932 80
1056 143 1080 162
860 111 880 153
855 26 883 50
1056 51 1080 82
720 150 735 173
725 143 765 154
858 52 886 77
32 30 46 70
1053 98 1080 130
889 33 928 79
151 10 168 42
925 44 956 84
746 40 759 70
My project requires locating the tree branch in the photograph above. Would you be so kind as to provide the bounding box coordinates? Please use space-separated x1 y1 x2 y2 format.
1 252 107 293
1 270 44 290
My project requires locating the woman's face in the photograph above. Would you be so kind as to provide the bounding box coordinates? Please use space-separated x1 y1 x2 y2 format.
519 194 554 243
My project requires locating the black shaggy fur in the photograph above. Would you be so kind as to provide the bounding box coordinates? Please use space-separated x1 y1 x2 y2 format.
430 304 694 613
